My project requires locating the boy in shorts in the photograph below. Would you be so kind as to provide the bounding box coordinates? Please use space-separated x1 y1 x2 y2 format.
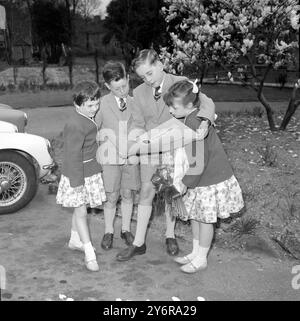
95 61 140 250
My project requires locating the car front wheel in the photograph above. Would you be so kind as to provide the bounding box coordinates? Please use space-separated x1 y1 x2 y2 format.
0 151 38 214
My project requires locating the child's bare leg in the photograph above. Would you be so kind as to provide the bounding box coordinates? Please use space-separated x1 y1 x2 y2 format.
101 191 119 250
74 206 91 244
132 182 155 246
103 191 119 234
68 213 84 250
174 219 199 264
74 205 99 271
181 221 213 272
120 189 133 233
192 219 200 241
192 222 213 267
199 222 214 248
72 213 77 232
119 188 134 245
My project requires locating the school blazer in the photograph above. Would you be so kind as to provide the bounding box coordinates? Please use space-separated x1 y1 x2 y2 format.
62 109 102 188
130 72 215 134
95 92 135 165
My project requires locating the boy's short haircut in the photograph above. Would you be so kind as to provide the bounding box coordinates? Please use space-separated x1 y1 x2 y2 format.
103 61 127 84
132 49 159 71
73 81 101 106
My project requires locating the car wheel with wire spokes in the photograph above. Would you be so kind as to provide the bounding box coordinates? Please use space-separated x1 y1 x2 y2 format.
0 151 38 214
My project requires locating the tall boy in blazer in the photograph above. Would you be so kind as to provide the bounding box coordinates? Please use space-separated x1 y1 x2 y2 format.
116 49 216 261
95 61 140 250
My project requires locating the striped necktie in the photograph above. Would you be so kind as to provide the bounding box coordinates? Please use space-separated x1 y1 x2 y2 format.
154 86 161 101
119 98 126 111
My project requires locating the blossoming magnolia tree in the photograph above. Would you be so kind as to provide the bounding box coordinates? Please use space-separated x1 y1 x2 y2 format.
160 0 300 130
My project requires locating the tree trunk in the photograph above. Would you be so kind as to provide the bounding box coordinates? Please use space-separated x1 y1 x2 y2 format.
25 0 35 47
67 48 73 88
86 32 89 51
257 64 276 131
94 49 99 84
65 0 73 48
4 28 11 65
257 92 276 130
5 4 12 65
199 63 208 85
280 85 300 130
122 44 131 69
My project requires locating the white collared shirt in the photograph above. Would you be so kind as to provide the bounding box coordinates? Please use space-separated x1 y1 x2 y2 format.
152 76 165 96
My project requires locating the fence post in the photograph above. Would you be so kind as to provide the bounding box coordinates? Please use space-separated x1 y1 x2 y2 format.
66 46 73 88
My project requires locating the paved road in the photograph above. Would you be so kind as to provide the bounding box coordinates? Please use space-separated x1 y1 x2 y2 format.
0 184 299 301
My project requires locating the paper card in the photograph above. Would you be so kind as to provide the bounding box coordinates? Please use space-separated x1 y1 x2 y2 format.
128 118 198 156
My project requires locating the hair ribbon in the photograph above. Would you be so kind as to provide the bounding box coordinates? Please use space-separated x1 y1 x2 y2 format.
190 79 199 94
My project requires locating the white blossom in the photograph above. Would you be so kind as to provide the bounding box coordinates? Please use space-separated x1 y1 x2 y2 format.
161 0 298 78
243 39 254 49
275 40 290 52
290 10 299 30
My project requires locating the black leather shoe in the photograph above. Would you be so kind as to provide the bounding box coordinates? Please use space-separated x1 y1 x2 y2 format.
166 237 179 256
101 233 113 250
120 231 134 246
116 244 146 261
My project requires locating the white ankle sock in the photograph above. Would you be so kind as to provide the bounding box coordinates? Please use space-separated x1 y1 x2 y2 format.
133 204 152 246
191 246 210 267
185 239 200 261
104 207 116 234
84 242 96 261
121 201 133 232
70 230 82 245
165 210 176 238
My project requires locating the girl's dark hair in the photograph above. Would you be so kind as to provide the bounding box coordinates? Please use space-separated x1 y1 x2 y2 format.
103 61 127 84
73 81 101 106
163 80 200 108
132 49 159 71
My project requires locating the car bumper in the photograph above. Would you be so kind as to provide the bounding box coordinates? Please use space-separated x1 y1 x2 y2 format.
42 161 57 171
39 160 57 179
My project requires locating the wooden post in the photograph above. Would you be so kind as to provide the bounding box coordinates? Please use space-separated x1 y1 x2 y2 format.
13 63 18 85
66 46 73 88
41 46 48 86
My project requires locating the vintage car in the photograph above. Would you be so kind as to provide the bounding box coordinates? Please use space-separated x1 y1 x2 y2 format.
0 118 56 214
0 103 27 132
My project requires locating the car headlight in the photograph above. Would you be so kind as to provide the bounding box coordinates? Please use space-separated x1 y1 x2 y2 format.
45 139 55 159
